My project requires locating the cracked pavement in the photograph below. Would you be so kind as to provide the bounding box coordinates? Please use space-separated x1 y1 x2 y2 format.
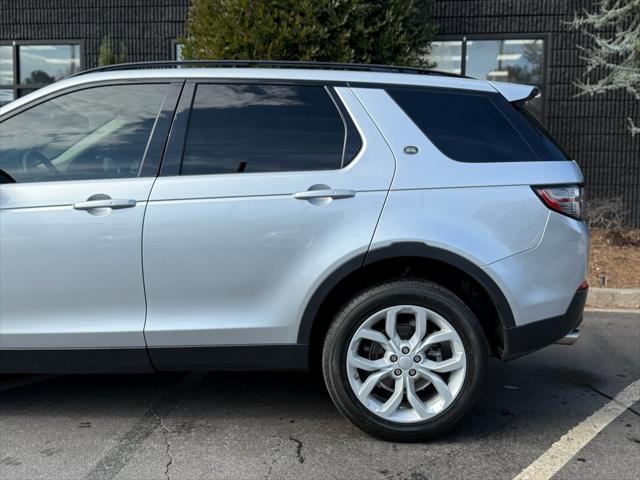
1 311 638 480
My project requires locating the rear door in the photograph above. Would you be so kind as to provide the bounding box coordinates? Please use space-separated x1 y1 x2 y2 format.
0 82 180 371
142 82 395 368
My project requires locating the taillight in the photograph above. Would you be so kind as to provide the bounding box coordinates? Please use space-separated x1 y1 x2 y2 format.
532 185 584 221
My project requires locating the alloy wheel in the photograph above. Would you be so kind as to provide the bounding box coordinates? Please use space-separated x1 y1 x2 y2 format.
346 305 467 423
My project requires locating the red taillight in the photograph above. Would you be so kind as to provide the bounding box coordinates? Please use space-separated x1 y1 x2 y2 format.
532 185 584 221
578 280 588 290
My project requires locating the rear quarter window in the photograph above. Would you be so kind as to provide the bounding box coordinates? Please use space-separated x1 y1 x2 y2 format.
387 87 568 163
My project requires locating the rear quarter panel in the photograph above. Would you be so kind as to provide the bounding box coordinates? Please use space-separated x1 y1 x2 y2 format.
353 87 587 325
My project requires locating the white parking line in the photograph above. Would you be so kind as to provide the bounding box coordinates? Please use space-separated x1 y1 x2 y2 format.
513 378 640 480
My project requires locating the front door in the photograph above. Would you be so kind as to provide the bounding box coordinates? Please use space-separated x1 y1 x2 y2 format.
142 83 395 367
0 82 175 371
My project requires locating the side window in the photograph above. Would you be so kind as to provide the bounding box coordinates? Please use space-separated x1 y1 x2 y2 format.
181 84 359 175
387 87 542 163
0 84 168 183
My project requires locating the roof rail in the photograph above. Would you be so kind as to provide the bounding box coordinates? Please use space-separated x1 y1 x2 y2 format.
67 60 467 79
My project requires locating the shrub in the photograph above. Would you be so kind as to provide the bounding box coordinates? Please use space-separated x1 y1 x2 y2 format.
180 0 436 67
587 198 640 246
98 36 127 66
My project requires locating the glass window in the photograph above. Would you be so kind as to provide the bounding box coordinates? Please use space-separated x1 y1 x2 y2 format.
0 84 168 183
429 41 463 74
428 37 546 120
515 106 569 160
387 87 543 163
19 44 80 85
0 45 13 85
181 84 347 175
0 89 14 107
17 88 37 98
466 39 543 85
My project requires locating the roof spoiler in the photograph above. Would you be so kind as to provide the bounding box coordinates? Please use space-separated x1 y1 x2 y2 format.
489 81 540 105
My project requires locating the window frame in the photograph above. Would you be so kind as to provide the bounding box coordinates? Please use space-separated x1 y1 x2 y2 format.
432 33 550 121
172 40 184 60
0 79 184 183
160 79 363 177
0 39 84 103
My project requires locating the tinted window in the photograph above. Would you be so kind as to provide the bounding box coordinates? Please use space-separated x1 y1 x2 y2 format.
0 84 167 183
181 84 349 175
517 104 569 160
388 87 544 163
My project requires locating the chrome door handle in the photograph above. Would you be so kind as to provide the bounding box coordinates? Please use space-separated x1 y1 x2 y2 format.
73 199 137 211
293 189 356 200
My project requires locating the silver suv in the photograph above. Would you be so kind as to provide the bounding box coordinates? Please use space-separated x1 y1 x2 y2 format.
0 61 589 441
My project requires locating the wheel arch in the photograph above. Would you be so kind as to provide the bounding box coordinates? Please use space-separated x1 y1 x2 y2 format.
298 242 515 364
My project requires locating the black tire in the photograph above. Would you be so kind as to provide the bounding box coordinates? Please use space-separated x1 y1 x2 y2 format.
322 278 489 442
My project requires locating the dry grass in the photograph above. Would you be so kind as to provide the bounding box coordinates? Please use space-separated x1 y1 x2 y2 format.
589 228 640 288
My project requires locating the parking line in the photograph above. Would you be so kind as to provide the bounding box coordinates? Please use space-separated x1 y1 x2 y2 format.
513 378 640 480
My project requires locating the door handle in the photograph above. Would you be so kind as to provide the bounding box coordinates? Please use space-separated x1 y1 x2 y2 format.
293 189 356 200
73 198 137 211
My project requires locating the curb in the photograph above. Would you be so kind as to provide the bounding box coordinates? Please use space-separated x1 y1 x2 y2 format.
586 288 640 311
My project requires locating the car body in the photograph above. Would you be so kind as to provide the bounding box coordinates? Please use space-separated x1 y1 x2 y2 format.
0 62 588 440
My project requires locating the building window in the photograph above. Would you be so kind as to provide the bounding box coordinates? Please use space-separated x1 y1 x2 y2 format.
430 37 545 118
465 39 544 85
0 42 81 106
431 38 544 83
429 41 463 75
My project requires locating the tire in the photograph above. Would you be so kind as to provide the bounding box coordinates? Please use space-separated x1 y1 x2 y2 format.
322 278 489 442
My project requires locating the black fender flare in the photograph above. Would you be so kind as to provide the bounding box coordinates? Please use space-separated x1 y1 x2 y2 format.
296 241 515 345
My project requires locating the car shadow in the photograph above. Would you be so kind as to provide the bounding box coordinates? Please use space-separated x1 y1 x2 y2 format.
0 351 611 445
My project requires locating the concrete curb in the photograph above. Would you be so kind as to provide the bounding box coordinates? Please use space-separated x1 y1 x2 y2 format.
586 287 640 310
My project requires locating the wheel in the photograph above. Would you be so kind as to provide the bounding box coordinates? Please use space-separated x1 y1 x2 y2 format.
322 278 489 442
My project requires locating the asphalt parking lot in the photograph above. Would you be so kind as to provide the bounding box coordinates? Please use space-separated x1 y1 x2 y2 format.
0 311 638 480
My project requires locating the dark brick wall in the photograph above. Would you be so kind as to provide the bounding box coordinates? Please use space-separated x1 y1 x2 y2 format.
1 0 638 225
429 0 639 226
0 0 189 66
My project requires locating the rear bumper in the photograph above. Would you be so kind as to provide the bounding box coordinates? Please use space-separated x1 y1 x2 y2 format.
501 287 588 361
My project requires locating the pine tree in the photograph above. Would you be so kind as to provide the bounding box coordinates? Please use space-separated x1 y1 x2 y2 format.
98 36 127 67
180 0 436 67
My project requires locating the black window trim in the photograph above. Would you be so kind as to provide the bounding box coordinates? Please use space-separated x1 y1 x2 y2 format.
432 33 550 122
0 39 85 103
0 79 183 181
159 79 363 178
325 86 349 167
325 86 363 168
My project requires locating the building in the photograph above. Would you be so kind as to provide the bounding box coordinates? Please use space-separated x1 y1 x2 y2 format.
1 0 638 226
